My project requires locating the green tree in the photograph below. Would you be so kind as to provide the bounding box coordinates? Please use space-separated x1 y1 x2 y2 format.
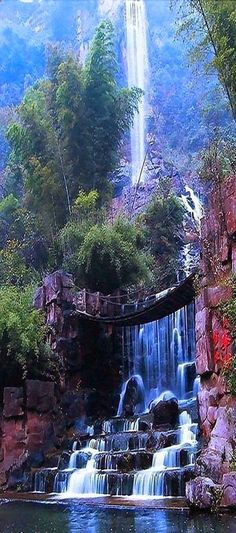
60 217 152 294
177 0 236 121
0 285 58 391
6 21 142 238
139 179 186 290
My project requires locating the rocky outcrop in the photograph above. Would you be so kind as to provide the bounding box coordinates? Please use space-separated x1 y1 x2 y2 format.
150 392 179 429
190 174 236 508
120 376 145 417
186 476 223 510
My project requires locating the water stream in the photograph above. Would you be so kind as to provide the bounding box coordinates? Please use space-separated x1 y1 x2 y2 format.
34 304 198 499
125 0 149 184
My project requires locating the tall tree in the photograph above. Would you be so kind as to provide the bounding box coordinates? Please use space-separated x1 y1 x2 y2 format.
6 21 142 236
177 0 236 121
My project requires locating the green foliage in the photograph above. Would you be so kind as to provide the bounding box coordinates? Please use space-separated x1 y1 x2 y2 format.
60 217 153 294
177 0 236 121
0 240 37 287
6 21 142 237
0 193 19 217
221 276 236 340
0 194 49 273
139 178 186 290
220 276 236 394
0 284 58 390
198 132 236 183
73 190 99 222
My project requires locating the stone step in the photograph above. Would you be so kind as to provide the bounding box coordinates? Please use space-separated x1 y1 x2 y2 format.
93 450 153 471
102 413 153 434
94 429 179 453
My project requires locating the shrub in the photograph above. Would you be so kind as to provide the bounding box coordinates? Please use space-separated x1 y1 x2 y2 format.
61 217 153 294
0 284 59 390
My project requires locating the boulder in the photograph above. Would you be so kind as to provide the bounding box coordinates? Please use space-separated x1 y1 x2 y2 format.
146 430 178 451
43 270 74 306
3 387 24 418
222 472 236 507
195 448 227 484
186 476 223 510
149 391 179 429
121 375 145 417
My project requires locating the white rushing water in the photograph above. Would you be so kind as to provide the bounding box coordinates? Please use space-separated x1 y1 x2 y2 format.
133 410 197 496
125 0 149 184
36 304 198 499
118 304 196 413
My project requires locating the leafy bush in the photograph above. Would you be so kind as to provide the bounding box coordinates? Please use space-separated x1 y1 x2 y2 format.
0 285 59 390
61 217 153 294
139 182 186 290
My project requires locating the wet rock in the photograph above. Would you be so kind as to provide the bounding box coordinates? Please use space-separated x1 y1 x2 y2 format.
3 387 24 418
138 413 153 431
107 472 134 496
164 466 194 497
179 398 198 423
186 476 223 510
195 448 227 483
146 430 177 451
57 451 70 470
8 466 34 491
222 472 236 507
150 392 179 429
121 376 145 417
94 451 153 472
34 468 57 493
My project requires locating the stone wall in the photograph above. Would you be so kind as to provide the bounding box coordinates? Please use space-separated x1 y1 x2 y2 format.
187 175 236 509
34 271 123 412
0 273 123 489
0 380 58 489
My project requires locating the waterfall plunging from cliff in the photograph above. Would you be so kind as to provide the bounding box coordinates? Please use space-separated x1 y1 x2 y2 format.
126 0 149 184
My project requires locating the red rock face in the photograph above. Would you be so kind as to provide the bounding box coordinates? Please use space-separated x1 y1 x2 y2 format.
0 379 58 488
194 175 236 508
3 387 24 418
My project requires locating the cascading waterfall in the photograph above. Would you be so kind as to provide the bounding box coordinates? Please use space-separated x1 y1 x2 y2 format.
125 0 149 184
181 185 203 276
34 303 198 499
119 303 196 412
133 410 197 497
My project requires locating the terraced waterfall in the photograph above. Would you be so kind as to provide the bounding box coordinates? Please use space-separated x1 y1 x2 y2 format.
34 303 199 498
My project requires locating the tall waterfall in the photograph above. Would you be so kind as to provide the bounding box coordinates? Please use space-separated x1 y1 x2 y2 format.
126 0 149 184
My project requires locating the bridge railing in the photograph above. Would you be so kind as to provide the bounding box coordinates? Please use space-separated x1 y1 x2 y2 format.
72 285 173 318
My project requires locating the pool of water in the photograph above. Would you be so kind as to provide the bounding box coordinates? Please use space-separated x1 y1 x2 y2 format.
0 501 235 533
